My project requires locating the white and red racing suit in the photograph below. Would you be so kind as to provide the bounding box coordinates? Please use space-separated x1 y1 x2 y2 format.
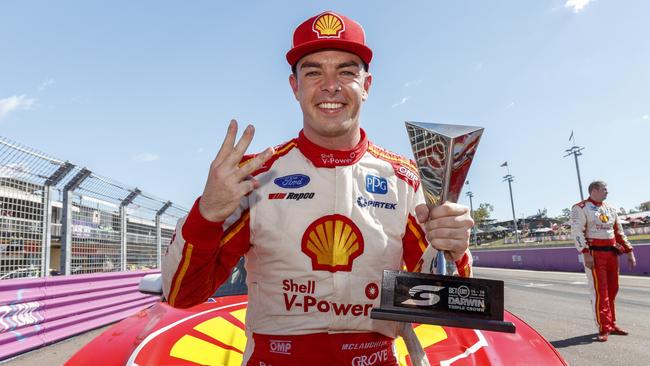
162 129 472 365
570 198 633 334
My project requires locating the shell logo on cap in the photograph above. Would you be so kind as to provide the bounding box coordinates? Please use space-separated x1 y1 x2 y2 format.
312 13 345 38
301 214 364 272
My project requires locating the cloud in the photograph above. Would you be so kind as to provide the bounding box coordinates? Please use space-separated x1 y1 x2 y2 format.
565 0 594 13
506 101 515 109
391 97 410 108
642 114 649 120
0 95 36 119
132 153 160 162
38 78 55 91
404 80 422 88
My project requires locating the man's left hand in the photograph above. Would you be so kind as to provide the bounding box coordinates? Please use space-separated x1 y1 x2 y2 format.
628 252 637 268
415 202 473 261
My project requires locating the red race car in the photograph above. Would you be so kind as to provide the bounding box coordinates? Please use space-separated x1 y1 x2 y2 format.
67 261 567 366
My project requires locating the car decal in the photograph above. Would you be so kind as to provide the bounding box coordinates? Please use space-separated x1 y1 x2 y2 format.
126 301 247 366
439 329 487 366
170 309 247 365
127 300 488 365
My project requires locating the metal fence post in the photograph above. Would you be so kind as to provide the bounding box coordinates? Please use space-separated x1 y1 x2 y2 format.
41 185 53 277
120 189 140 271
43 161 73 277
120 205 127 271
155 201 172 269
60 168 91 275
61 190 73 275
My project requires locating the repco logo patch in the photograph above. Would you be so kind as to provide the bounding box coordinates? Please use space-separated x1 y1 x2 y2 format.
268 192 315 200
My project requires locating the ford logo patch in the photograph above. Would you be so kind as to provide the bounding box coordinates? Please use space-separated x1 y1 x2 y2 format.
274 174 310 189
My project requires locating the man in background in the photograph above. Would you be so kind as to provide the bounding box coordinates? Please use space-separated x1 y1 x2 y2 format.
571 180 636 342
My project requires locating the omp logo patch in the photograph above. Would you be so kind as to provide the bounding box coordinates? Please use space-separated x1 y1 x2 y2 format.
301 215 364 272
269 339 292 355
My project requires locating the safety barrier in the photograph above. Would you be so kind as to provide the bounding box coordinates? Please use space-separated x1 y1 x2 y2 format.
473 242 649 275
1 135 187 280
0 270 159 361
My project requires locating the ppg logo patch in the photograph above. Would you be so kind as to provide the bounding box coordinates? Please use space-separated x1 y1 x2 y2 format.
365 175 387 194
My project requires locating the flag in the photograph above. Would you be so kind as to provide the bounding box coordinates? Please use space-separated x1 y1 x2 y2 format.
569 130 574 141
500 161 508 167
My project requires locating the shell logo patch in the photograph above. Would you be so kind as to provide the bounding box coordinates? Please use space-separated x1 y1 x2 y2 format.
598 213 609 223
312 13 345 38
301 214 364 272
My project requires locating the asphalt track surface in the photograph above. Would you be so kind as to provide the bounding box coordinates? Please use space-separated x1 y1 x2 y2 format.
475 267 650 366
3 268 648 366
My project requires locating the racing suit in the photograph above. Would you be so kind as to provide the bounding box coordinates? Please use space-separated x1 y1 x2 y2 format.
571 198 633 333
162 129 472 365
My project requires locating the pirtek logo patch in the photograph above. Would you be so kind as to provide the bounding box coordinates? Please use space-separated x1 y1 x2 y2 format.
356 197 397 210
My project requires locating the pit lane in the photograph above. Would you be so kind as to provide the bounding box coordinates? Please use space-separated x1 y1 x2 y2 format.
2 268 649 366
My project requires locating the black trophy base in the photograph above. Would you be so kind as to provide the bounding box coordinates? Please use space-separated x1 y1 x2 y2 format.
371 308 516 333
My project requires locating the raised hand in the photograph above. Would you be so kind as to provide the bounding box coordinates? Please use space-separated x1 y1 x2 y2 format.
198 120 274 222
415 202 473 261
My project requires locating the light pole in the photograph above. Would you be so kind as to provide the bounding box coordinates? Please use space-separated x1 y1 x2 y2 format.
564 141 585 201
465 185 478 246
501 162 520 244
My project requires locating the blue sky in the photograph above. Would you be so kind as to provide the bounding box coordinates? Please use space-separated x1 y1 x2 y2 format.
1 0 649 221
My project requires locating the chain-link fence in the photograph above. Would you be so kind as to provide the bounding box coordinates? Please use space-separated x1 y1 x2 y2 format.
0 136 188 280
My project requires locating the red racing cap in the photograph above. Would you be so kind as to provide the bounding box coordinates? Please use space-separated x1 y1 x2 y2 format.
286 11 373 67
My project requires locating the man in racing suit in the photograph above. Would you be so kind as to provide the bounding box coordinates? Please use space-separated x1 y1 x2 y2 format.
162 11 474 365
571 180 636 342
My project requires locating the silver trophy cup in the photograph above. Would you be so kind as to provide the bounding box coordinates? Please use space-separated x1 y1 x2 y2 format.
406 121 484 274
371 122 515 342
405 121 484 207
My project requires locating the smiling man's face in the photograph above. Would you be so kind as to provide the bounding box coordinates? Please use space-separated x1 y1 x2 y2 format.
289 49 372 148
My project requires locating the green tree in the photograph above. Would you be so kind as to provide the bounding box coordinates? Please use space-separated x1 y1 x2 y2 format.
637 201 650 212
473 203 494 225
556 208 571 223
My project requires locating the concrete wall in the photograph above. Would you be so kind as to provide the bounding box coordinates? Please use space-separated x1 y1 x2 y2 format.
472 243 649 275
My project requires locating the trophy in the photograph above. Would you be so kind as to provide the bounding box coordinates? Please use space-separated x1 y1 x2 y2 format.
371 122 515 334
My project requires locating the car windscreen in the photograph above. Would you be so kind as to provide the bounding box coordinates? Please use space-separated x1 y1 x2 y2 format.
213 257 248 297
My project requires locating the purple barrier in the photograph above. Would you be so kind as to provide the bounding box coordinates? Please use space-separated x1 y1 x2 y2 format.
473 242 649 275
0 271 160 361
